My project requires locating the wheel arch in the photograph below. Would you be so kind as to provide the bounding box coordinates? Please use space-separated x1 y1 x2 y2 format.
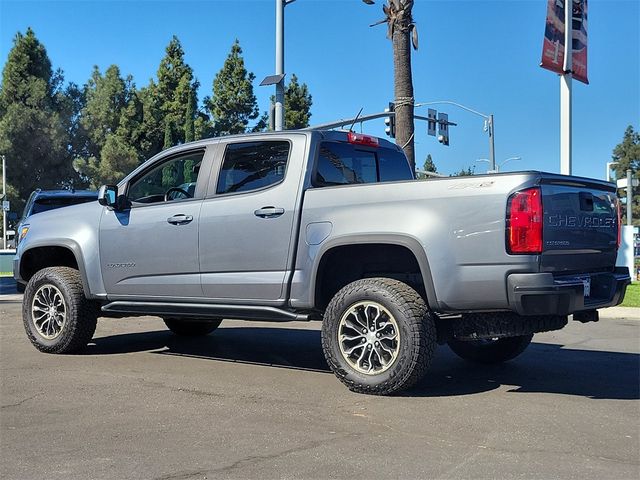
19 242 92 298
310 234 438 310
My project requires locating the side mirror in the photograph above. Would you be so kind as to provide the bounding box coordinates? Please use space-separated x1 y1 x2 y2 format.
98 185 118 208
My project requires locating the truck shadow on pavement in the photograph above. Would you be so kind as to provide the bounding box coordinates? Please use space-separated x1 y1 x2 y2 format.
88 326 640 400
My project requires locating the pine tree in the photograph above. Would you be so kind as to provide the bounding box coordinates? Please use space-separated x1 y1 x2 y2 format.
73 65 142 188
423 154 437 173
79 65 132 157
206 40 260 135
157 36 199 145
612 126 640 224
268 74 313 130
184 93 195 143
451 166 475 177
138 81 164 159
284 74 312 129
0 28 77 214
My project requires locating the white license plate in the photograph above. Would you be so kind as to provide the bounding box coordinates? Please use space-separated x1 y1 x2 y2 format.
579 276 591 297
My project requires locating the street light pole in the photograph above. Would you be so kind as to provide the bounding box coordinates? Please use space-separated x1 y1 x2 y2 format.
627 169 633 226
477 156 520 173
2 155 6 250
488 114 496 171
274 0 286 131
560 1 573 175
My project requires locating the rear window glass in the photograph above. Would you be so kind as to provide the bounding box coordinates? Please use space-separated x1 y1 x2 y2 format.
217 141 290 194
314 142 412 187
31 197 95 215
316 143 377 186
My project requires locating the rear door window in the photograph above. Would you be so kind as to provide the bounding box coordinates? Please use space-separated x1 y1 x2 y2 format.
216 141 290 194
314 142 412 187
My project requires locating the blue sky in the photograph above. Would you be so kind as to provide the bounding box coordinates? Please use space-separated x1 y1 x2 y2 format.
1 0 638 178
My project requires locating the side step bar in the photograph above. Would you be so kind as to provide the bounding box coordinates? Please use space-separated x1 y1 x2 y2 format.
101 301 315 322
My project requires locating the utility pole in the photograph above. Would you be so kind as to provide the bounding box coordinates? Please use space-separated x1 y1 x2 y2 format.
560 1 572 175
274 0 285 131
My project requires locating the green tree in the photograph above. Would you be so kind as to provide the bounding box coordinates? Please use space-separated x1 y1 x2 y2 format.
137 81 164 159
206 40 260 135
73 65 142 188
362 0 419 170
451 166 475 177
78 135 139 187
612 125 640 224
184 93 195 143
0 28 78 215
423 154 437 173
157 36 199 146
78 65 133 158
284 74 312 129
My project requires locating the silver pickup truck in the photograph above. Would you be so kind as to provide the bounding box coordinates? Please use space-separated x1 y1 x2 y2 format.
15 130 630 395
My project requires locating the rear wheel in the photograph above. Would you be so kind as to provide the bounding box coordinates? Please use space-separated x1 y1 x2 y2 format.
447 335 533 364
321 278 436 395
163 318 222 336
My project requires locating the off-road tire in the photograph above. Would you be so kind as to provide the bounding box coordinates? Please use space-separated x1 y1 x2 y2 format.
448 334 533 364
321 278 436 395
22 267 98 354
163 318 222 336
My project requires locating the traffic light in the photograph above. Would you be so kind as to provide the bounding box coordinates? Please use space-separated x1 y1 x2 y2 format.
384 102 396 138
438 113 449 146
427 108 437 136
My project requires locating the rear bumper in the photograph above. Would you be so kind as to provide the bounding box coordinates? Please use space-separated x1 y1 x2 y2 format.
507 268 631 316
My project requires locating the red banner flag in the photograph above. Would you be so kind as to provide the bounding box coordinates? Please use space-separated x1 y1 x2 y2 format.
540 0 589 85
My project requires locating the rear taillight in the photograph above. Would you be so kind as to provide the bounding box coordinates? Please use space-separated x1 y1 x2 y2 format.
507 187 543 254
347 132 379 147
616 197 622 249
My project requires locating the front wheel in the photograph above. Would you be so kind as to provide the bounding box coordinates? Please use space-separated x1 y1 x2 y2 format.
163 318 222 336
321 278 437 395
447 335 533 364
22 267 98 354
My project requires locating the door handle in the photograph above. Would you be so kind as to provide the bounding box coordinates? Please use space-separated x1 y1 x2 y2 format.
254 206 285 218
167 214 193 225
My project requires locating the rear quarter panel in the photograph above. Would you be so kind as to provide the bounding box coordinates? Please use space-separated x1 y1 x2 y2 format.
291 173 540 312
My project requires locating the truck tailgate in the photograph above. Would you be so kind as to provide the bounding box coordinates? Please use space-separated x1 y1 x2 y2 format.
541 177 619 274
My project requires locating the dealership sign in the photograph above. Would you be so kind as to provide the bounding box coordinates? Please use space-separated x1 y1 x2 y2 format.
540 0 589 84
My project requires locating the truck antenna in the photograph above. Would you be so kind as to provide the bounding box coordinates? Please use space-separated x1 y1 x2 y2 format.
348 108 364 132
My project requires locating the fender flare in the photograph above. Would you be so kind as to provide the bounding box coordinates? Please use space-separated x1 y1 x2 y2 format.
310 233 438 309
19 240 93 298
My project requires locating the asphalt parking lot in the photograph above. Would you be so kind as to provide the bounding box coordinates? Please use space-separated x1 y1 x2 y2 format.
1 285 639 480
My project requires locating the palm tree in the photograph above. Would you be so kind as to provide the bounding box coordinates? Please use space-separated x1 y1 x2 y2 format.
363 0 419 170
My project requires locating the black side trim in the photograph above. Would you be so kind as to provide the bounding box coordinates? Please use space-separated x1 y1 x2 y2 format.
101 301 316 322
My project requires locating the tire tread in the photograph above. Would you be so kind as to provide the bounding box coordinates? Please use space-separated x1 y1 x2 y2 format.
23 267 97 354
321 278 436 395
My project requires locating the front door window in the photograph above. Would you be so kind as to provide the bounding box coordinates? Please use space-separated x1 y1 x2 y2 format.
128 151 205 204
